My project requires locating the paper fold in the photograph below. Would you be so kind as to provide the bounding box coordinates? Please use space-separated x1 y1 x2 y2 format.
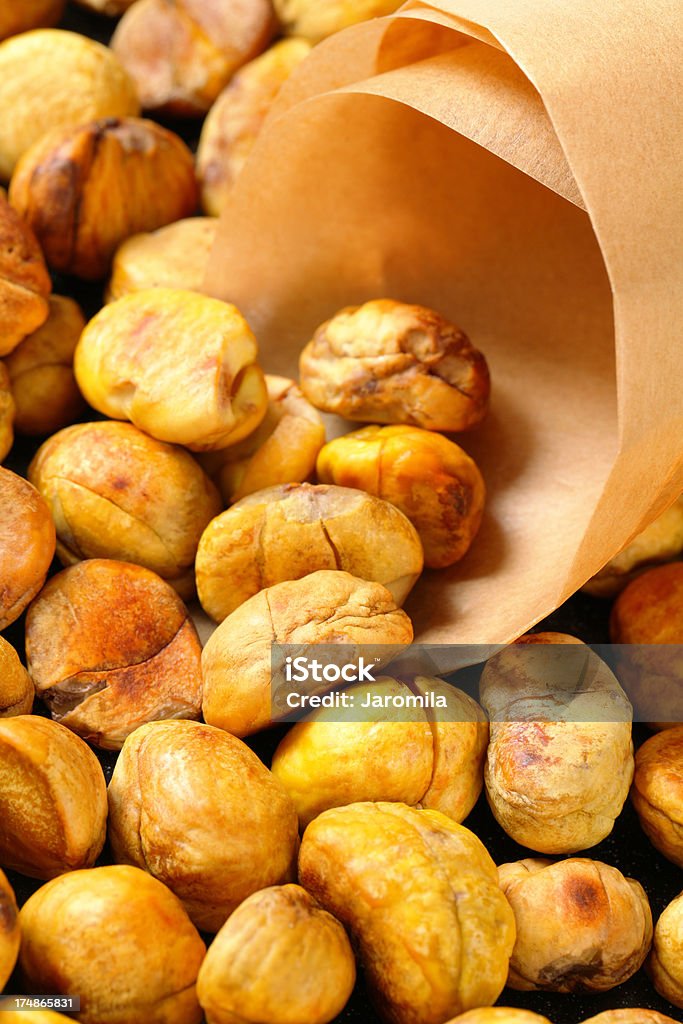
204 0 683 644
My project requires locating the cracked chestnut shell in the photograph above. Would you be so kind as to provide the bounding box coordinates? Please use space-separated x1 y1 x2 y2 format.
108 720 299 932
0 715 106 879
272 676 487 828
195 482 423 621
74 288 268 450
25 559 203 749
202 569 413 738
317 424 485 569
198 374 325 503
273 0 402 43
111 0 277 117
499 857 653 993
106 217 218 302
4 294 86 435
299 299 490 431
29 420 222 599
631 725 683 868
0 187 51 356
197 884 355 1024
0 31 139 181
197 38 312 215
480 633 634 853
648 891 683 1009
9 117 197 280
0 868 19 990
0 635 33 717
0 466 55 631
18 865 205 1024
299 802 516 1024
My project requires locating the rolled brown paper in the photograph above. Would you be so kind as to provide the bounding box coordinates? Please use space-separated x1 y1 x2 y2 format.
204 0 683 646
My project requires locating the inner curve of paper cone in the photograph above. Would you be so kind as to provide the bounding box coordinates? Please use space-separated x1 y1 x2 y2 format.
203 65 616 647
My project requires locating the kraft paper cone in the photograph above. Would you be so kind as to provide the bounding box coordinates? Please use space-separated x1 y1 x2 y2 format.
203 0 683 645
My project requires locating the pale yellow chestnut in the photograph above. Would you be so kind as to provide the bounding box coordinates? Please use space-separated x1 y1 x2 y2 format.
74 289 268 450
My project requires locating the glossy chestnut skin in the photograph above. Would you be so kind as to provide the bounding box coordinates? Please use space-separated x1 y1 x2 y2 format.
0 188 51 355
0 715 107 879
499 857 652 993
18 865 206 1024
0 466 55 631
74 288 268 450
299 802 516 1024
30 420 222 598
0 30 138 180
195 482 423 621
25 559 203 749
299 299 490 432
108 720 299 932
197 884 356 1024
10 118 196 280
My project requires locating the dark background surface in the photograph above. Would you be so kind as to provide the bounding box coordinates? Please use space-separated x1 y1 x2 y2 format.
2 4 681 1022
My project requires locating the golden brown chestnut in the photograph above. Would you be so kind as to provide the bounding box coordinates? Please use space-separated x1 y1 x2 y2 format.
0 1013 75 1024
111 0 277 117
0 2 65 43
108 720 299 932
74 288 268 450
445 1013 554 1024
9 118 197 280
0 868 19 990
611 562 683 643
648 891 683 1009
299 802 516 1023
481 633 634 853
4 295 86 436
0 362 13 460
273 0 403 43
197 884 355 1024
610 562 683 728
196 482 423 621
316 424 486 568
29 420 222 598
499 857 652 993
0 635 33 717
631 725 683 868
106 217 218 302
25 559 203 749
0 188 51 356
0 715 106 879
197 38 311 215
581 1013 680 1024
272 677 487 827
0 466 55 631
0 31 139 180
583 496 683 597
18 865 205 1024
198 374 325 503
299 299 490 431
202 569 413 737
